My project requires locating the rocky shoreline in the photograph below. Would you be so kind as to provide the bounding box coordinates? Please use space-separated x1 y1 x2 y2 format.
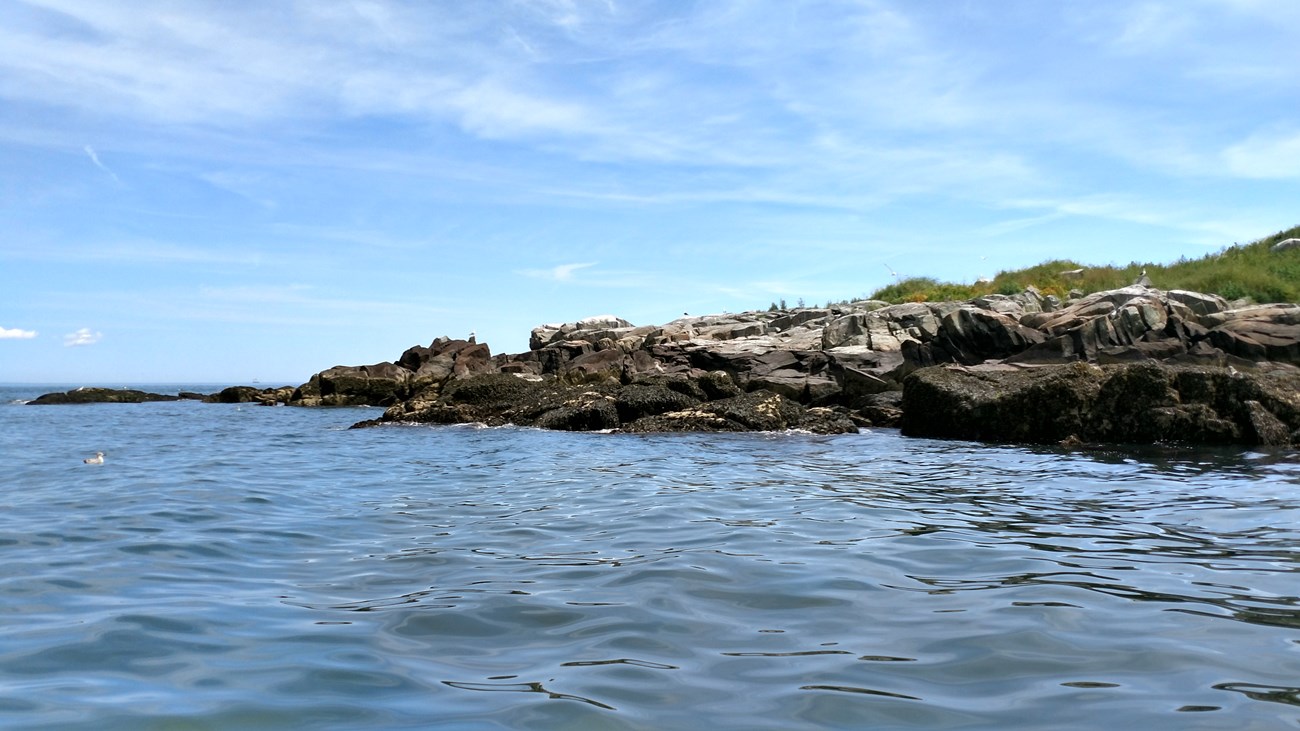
30 285 1300 446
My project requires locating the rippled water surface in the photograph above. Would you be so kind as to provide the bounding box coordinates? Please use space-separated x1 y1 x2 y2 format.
3 385 1299 730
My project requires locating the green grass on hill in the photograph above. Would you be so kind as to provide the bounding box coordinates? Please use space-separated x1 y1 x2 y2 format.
864 224 1300 306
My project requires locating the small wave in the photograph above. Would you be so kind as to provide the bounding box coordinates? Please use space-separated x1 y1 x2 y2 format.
442 680 615 710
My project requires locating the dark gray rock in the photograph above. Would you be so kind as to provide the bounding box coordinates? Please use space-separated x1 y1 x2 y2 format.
206 386 295 405
1207 310 1300 364
615 382 701 422
932 307 1046 365
620 391 856 434
536 396 621 431
29 388 181 404
697 370 743 400
310 362 411 406
901 361 1299 446
856 391 903 427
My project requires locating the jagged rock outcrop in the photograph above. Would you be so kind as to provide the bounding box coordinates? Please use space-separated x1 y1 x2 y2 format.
302 284 1300 440
290 337 493 407
529 315 635 351
1203 304 1300 363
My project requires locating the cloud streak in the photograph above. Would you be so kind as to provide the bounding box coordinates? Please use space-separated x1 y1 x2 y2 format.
518 262 597 282
84 145 121 184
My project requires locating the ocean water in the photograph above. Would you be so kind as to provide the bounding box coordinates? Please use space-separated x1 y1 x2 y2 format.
2 384 1298 731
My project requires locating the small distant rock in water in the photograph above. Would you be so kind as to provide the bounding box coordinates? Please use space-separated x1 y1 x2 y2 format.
28 388 181 404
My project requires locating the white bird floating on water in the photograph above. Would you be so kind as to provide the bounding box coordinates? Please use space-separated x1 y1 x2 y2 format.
83 451 104 464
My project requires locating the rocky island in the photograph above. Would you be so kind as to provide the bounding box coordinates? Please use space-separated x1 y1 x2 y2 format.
31 285 1300 447
277 283 1295 446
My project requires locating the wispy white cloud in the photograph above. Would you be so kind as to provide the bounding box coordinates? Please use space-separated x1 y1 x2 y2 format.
0 232 274 266
1004 194 1264 247
32 285 452 331
4 0 1291 207
192 284 452 321
197 284 315 303
1104 3 1197 52
0 326 38 339
979 212 1071 238
1222 129 1300 179
83 144 121 184
518 262 597 282
64 327 102 347
199 170 276 208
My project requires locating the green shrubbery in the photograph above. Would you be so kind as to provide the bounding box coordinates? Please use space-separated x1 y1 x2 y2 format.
862 225 1300 305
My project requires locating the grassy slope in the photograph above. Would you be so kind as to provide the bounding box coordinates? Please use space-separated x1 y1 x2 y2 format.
864 224 1300 305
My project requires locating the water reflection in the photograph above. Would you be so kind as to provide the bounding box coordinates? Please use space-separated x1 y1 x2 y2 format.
442 680 617 710
1214 682 1300 707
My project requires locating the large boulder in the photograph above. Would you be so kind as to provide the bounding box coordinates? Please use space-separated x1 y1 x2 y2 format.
1205 305 1300 363
614 382 701 422
931 307 1046 364
1167 290 1228 319
535 393 621 431
561 348 627 384
901 361 1300 446
309 362 412 406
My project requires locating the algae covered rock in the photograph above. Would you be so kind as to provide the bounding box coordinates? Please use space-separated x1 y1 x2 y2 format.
901 361 1300 446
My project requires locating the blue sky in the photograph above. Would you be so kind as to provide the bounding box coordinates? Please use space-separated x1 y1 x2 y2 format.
2 0 1298 384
